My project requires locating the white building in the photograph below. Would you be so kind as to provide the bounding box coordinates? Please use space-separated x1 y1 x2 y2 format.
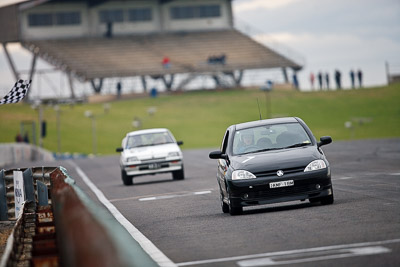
0 0 302 98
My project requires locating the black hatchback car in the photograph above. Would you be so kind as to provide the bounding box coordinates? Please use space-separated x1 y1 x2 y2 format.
209 117 334 215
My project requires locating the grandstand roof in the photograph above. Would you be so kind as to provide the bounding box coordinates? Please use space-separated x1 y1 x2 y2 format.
22 30 302 81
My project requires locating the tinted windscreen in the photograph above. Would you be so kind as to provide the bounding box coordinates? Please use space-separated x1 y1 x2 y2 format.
233 122 312 155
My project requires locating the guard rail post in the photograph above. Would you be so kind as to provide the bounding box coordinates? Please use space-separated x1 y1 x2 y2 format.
0 170 7 220
37 180 48 206
23 168 36 208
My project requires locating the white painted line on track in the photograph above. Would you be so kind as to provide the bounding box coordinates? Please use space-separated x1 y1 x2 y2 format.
237 246 391 266
69 161 177 267
176 239 400 266
194 191 212 195
333 176 353 180
139 190 212 202
389 172 400 176
109 189 216 203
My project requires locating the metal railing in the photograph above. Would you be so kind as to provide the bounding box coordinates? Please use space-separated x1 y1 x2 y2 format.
1 166 159 267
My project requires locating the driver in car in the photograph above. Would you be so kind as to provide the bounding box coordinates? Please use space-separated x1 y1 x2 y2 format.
237 132 255 154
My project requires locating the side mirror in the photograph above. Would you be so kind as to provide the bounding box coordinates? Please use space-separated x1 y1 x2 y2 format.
116 147 123 152
317 136 332 147
177 141 183 146
209 151 228 160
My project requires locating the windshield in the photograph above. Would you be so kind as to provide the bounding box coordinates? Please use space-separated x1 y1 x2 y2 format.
232 122 312 155
126 132 174 148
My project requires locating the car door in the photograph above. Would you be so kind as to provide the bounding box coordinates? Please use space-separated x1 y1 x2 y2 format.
218 130 230 196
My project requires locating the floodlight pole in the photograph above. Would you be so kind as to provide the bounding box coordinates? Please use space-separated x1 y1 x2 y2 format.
85 110 97 155
38 103 44 148
54 105 61 153
92 116 97 155
262 80 273 119
265 90 271 119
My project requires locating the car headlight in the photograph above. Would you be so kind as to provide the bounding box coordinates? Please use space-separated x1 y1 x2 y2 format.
127 156 139 162
304 160 327 172
168 152 180 157
232 170 256 180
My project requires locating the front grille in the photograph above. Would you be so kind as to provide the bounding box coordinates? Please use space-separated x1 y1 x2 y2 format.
140 157 166 163
254 166 306 178
246 184 317 200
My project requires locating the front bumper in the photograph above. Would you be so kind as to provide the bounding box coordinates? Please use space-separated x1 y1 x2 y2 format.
122 159 183 177
227 169 332 207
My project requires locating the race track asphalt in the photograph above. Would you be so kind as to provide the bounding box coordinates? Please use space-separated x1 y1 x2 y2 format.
6 138 400 266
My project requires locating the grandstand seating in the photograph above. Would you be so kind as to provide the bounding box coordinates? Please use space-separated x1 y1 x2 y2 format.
22 30 301 81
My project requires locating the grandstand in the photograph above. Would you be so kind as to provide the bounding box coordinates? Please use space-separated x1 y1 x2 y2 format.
0 0 303 99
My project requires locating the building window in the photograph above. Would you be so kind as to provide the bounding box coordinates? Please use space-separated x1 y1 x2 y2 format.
56 12 81 25
28 12 81 27
170 5 221 20
28 13 53 26
128 8 152 22
99 9 124 23
199 5 220 18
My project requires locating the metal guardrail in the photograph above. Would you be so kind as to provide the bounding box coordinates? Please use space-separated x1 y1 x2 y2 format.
1 167 52 221
1 166 159 267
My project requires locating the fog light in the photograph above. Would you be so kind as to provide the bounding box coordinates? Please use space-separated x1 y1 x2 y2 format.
316 184 321 189
243 193 249 199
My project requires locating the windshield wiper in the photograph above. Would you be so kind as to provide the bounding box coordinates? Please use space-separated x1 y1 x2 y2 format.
238 147 279 155
253 148 281 153
283 143 311 149
128 144 151 148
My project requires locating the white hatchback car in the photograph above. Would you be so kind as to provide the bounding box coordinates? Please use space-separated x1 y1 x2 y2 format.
116 128 184 185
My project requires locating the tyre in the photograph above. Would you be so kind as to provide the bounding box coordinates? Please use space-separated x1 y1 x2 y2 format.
229 204 243 216
228 188 243 215
320 194 334 205
220 191 229 213
172 168 185 180
121 170 133 186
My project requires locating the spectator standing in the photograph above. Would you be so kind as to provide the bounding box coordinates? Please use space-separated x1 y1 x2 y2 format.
15 133 22 142
309 72 315 90
325 72 330 90
350 70 355 89
357 69 363 88
162 56 171 69
24 133 29 143
317 72 323 90
292 73 299 90
116 81 122 99
335 69 342 90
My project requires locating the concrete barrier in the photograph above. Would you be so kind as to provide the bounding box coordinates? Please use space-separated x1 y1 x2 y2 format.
0 143 54 168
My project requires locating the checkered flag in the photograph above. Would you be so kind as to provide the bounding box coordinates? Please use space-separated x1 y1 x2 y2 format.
0 79 31 105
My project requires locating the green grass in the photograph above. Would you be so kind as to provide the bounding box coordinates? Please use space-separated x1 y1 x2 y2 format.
1 83 399 155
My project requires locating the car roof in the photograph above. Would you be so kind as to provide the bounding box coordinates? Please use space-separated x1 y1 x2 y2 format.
234 117 299 131
126 128 170 136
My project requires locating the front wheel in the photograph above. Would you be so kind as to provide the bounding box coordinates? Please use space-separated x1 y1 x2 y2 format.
228 188 243 215
229 204 243 216
320 194 334 205
220 191 229 213
172 168 185 180
121 170 133 186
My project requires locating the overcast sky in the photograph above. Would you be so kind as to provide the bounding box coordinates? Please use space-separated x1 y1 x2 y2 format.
1 0 399 95
233 0 400 88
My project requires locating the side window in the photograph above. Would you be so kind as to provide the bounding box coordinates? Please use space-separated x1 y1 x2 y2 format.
221 130 229 154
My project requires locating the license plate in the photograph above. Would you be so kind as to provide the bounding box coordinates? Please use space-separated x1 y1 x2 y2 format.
269 180 294 188
148 163 160 169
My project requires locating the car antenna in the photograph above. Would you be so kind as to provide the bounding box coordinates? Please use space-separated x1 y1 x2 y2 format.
257 98 262 120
